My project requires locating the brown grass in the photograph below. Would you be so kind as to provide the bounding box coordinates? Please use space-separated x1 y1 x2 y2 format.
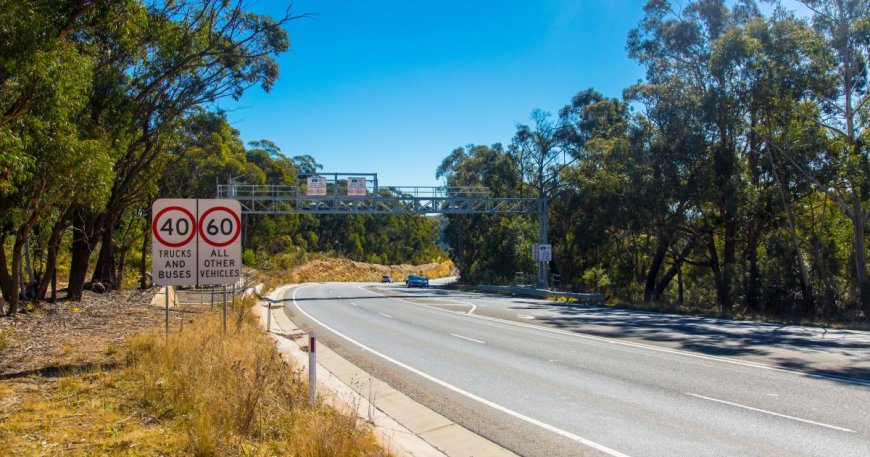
1 300 389 456
259 257 457 291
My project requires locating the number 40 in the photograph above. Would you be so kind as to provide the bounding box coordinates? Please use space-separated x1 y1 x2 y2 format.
160 218 189 236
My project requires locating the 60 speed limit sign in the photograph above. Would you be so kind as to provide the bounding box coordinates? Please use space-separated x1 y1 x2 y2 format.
151 199 242 286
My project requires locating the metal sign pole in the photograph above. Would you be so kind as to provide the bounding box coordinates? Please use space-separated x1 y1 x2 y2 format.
165 286 170 340
210 285 214 310
222 285 227 335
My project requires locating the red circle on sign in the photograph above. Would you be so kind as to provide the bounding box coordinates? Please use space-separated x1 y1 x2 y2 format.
152 206 197 248
198 206 241 247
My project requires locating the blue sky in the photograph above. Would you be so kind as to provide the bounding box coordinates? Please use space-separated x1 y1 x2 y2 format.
217 1 656 187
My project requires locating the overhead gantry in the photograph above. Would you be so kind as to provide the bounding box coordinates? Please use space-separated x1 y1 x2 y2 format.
217 172 550 287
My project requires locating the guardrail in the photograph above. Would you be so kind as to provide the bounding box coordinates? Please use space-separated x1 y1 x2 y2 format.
474 285 605 304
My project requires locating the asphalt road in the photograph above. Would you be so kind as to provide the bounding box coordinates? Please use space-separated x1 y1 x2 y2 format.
283 282 870 457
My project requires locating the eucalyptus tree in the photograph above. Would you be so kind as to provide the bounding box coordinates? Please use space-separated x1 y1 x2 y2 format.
67 0 299 297
628 0 762 312
714 8 829 316
437 144 532 283
782 0 870 317
0 0 114 314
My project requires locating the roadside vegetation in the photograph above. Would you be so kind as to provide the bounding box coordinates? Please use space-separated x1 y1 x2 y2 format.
438 0 870 324
0 292 389 456
1 1 447 319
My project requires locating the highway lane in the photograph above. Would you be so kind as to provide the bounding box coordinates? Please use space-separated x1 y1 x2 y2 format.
284 283 870 457
389 284 870 384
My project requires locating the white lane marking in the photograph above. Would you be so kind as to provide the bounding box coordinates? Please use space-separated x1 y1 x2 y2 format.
350 302 359 307
517 314 535 320
378 312 392 319
686 393 854 433
450 333 486 344
359 286 870 388
294 286 630 457
385 286 477 315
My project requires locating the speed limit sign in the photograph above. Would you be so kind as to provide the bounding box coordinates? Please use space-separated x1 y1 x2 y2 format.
151 199 198 285
151 198 242 286
197 199 241 285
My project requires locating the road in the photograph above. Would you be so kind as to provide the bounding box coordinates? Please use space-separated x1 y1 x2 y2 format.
282 282 870 457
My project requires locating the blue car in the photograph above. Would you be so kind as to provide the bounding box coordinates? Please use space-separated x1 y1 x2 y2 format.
406 275 429 288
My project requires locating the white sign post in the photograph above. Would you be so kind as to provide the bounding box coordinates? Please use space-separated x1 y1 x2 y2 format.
347 177 367 196
307 176 327 196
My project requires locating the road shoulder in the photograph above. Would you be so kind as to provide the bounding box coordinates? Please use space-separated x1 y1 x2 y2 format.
253 284 516 457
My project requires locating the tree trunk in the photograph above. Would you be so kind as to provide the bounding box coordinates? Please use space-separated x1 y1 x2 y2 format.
654 240 694 300
722 217 736 314
0 234 13 307
769 147 815 318
707 229 727 314
140 208 150 289
36 215 68 301
7 236 26 315
852 193 870 319
67 212 98 300
745 221 762 314
91 224 118 289
677 268 684 306
643 233 670 303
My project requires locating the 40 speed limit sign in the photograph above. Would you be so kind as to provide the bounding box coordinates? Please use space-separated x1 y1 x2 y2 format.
151 199 242 286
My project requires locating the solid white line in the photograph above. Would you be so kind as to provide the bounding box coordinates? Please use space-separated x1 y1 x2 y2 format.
359 286 870 388
378 312 392 318
450 333 486 344
293 286 630 457
686 393 854 433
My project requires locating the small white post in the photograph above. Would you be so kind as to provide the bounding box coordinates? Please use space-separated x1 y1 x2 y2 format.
309 331 316 405
266 299 272 333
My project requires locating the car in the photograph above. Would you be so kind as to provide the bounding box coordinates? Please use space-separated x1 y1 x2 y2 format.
381 275 393 283
406 275 429 288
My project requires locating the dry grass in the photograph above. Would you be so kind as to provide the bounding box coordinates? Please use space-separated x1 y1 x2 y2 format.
1 301 389 456
259 257 457 291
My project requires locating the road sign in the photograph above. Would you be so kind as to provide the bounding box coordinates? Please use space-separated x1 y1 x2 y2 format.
152 199 197 285
197 199 242 285
537 243 552 262
348 177 366 196
307 176 327 196
151 198 242 286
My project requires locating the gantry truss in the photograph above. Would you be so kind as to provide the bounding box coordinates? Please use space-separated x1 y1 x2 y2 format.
217 174 550 286
218 184 544 215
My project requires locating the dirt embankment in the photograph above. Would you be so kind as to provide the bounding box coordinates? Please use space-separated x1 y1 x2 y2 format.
0 289 164 377
263 258 457 286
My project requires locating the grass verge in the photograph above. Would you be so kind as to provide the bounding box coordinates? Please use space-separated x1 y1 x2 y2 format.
0 299 389 456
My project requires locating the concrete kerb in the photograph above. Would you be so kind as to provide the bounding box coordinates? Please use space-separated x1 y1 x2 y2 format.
252 284 517 457
149 286 176 307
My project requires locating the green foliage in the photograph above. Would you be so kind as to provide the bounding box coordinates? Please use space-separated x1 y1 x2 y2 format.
440 0 870 321
242 249 257 267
